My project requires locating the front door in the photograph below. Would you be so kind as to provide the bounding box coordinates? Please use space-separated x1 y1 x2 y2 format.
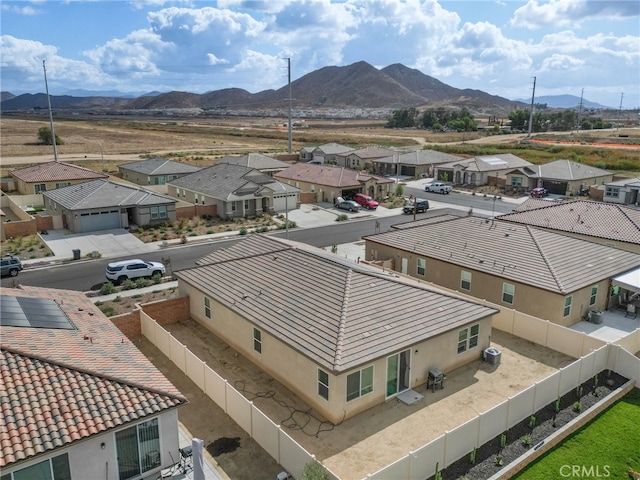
386 349 411 397
401 257 408 275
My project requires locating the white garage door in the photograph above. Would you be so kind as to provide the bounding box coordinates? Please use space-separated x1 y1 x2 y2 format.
78 210 121 232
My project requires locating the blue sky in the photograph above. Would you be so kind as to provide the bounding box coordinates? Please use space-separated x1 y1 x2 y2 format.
1 0 639 108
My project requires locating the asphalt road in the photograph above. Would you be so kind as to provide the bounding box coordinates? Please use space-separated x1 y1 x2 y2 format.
3 197 515 291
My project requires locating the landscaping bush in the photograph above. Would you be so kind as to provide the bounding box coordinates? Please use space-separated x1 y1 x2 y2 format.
100 306 115 317
120 278 136 290
152 273 163 284
100 282 117 295
135 277 151 288
336 214 349 222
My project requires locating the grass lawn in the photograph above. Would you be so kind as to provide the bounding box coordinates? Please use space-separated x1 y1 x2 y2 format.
514 388 640 479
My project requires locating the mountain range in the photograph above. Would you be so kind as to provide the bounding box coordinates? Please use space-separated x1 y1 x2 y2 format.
0 61 604 116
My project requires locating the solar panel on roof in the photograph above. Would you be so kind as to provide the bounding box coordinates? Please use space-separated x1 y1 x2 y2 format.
0 295 75 330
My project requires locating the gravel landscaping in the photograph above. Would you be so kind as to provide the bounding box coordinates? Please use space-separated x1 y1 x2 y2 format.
431 370 628 480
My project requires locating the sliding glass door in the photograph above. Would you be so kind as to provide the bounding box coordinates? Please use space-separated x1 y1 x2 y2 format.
386 349 411 397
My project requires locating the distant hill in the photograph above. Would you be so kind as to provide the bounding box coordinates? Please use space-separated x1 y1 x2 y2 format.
1 61 529 116
516 94 609 109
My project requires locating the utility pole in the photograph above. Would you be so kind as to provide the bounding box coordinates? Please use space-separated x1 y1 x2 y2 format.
527 76 536 137
616 93 624 133
576 88 584 132
287 57 292 154
43 60 59 162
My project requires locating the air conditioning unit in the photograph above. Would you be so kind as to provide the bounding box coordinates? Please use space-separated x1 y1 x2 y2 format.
588 310 604 324
484 347 502 366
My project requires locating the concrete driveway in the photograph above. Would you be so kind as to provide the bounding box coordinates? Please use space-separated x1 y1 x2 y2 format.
42 228 157 260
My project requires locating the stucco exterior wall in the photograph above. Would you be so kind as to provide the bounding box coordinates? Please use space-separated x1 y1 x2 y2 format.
14 179 101 195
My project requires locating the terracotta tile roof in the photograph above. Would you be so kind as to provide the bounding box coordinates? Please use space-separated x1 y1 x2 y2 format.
498 199 640 245
275 163 394 188
181 235 498 373
0 286 186 468
10 162 108 183
364 216 640 294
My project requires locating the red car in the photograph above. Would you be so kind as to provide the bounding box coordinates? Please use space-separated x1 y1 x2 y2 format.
353 193 379 210
530 187 548 198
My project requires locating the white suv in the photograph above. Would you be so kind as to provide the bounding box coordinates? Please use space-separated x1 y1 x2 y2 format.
105 259 165 284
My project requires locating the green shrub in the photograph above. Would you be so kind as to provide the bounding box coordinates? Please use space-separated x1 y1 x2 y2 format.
112 295 122 303
121 278 136 290
522 435 531 447
135 277 151 288
94 300 103 306
336 214 349 222
100 282 117 295
100 306 115 317
239 227 248 235
152 273 163 284
301 460 328 480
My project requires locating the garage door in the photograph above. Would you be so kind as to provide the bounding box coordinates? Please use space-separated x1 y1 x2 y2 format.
78 210 121 232
543 181 567 195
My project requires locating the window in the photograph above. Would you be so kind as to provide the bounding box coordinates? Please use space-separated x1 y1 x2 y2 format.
346 366 373 401
317 369 329 400
502 283 515 304
589 286 598 306
204 297 211 319
511 177 523 187
150 205 168 219
153 176 166 185
231 201 237 212
461 271 472 291
34 183 47 194
417 258 426 276
311 184 315 193
253 327 262 354
6 454 71 480
605 186 619 198
564 296 572 317
244 199 249 210
115 418 160 480
55 182 71 188
458 324 480 354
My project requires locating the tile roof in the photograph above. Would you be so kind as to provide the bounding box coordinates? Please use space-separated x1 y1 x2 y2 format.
364 216 640 294
10 162 108 183
275 163 394 188
180 235 497 373
391 214 466 230
219 153 290 170
606 176 640 187
118 158 201 175
313 143 353 155
536 159 612 180
0 286 186 467
42 179 175 210
497 199 640 245
342 146 397 160
439 153 532 172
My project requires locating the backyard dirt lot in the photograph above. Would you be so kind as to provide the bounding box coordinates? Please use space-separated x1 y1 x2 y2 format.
134 316 574 480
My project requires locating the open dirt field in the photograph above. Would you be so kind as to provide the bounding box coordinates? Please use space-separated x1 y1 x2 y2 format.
135 316 574 480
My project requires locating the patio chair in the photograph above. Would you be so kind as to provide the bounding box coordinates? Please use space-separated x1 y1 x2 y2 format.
625 303 637 319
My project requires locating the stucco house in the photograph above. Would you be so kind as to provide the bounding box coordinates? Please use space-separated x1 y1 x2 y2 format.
496 199 640 254
371 149 464 178
167 162 300 219
274 162 394 203
299 143 353 164
1 286 186 480
175 235 498 424
436 154 533 186
363 215 640 326
42 179 177 232
217 153 291 176
505 160 614 196
334 146 397 170
118 158 201 186
603 177 640 206
10 161 108 194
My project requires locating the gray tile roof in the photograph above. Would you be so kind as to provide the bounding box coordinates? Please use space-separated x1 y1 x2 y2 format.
497 200 640 245
219 153 291 170
168 162 295 200
342 146 397 160
439 154 532 172
275 163 394 187
180 235 497 373
313 143 353 155
375 150 463 166
606 176 640 187
42 179 175 210
392 214 466 230
364 216 640 294
118 158 201 175
10 161 108 183
536 159 612 180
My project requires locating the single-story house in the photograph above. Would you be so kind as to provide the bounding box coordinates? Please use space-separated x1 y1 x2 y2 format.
10 161 108 194
299 143 353 164
436 154 533 186
42 179 177 232
603 177 640 206
334 146 397 170
167 162 300 219
118 158 201 186
364 215 640 326
505 160 613 196
496 199 640 254
274 163 395 203
1 286 186 480
175 235 498 424
370 149 465 178
217 153 291 176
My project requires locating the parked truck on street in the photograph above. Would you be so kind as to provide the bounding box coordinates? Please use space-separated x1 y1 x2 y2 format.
424 181 453 194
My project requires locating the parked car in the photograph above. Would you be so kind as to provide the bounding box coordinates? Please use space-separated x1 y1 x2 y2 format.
530 187 548 198
1 254 23 277
424 182 452 194
105 259 165 284
336 200 362 212
403 199 430 214
353 193 379 210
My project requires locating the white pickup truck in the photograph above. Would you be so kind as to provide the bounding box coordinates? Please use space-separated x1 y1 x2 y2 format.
424 181 453 194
